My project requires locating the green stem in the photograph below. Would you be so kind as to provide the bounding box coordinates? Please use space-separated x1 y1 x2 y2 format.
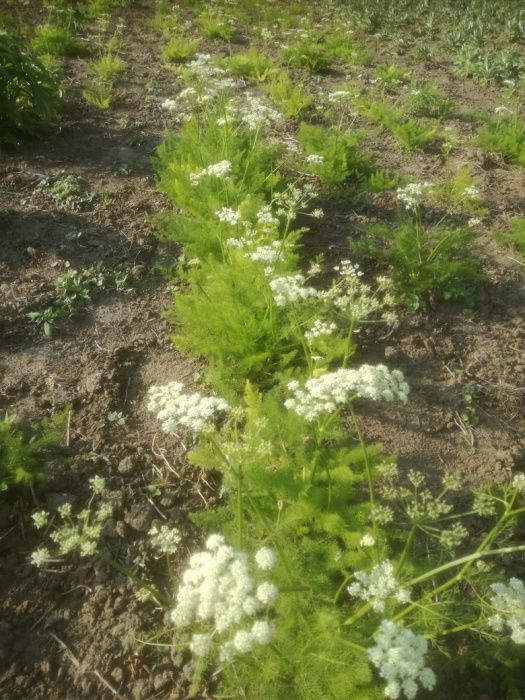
98 552 172 608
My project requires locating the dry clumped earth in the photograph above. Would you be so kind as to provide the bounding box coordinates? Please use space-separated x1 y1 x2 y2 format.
1 3 525 699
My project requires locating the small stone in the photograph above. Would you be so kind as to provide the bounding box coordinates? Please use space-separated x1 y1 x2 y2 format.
111 667 123 683
117 456 137 475
124 504 153 533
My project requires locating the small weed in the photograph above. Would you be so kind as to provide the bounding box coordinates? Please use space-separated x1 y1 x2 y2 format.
82 79 112 108
460 383 480 426
38 175 95 210
28 265 130 336
432 165 486 214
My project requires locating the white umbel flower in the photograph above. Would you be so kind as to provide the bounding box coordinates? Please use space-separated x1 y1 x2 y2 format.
254 546 277 570
368 620 436 699
487 577 525 644
269 274 319 307
347 560 411 612
396 182 432 211
172 535 277 662
285 365 409 421
216 207 240 225
147 381 229 435
190 160 232 186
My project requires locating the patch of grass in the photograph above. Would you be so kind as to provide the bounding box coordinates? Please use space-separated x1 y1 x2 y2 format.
0 32 63 145
87 51 126 80
197 12 236 42
282 38 332 73
375 62 410 86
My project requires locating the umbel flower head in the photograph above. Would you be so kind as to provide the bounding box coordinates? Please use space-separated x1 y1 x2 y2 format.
147 381 229 436
347 560 411 612
172 534 277 663
285 365 409 421
487 577 525 644
368 620 436 699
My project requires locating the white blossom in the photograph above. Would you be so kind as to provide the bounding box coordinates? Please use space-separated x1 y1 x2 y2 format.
269 274 319 307
30 547 51 568
171 534 277 662
216 207 240 225
147 381 229 435
285 365 409 421
396 182 432 211
304 319 337 340
347 560 411 612
487 578 525 644
254 546 277 570
360 534 376 548
368 620 436 699
511 474 525 493
32 511 49 530
305 153 325 164
190 160 232 186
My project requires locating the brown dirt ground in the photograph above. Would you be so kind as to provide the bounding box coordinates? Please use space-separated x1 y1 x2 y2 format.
1 3 525 699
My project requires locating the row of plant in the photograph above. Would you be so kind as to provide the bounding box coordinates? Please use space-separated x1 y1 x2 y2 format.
27 27 525 698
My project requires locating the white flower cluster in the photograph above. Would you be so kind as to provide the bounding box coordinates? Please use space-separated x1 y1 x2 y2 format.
327 90 352 101
305 153 325 164
172 534 277 662
347 560 411 612
396 182 432 211
256 204 280 228
368 620 436 699
304 319 337 340
221 94 283 131
226 235 287 266
285 365 409 421
147 381 229 435
334 259 364 278
462 185 480 199
216 207 240 225
269 274 319 307
487 577 525 644
190 160 232 186
149 524 181 555
511 473 525 493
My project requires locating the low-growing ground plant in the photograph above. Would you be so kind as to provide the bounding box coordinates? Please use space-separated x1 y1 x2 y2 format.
282 37 332 73
197 10 237 42
0 32 62 145
28 265 130 336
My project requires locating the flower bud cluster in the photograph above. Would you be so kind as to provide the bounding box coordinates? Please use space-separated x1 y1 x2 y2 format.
347 560 411 612
147 381 229 435
269 274 319 307
284 365 409 421
368 620 436 699
171 534 277 662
